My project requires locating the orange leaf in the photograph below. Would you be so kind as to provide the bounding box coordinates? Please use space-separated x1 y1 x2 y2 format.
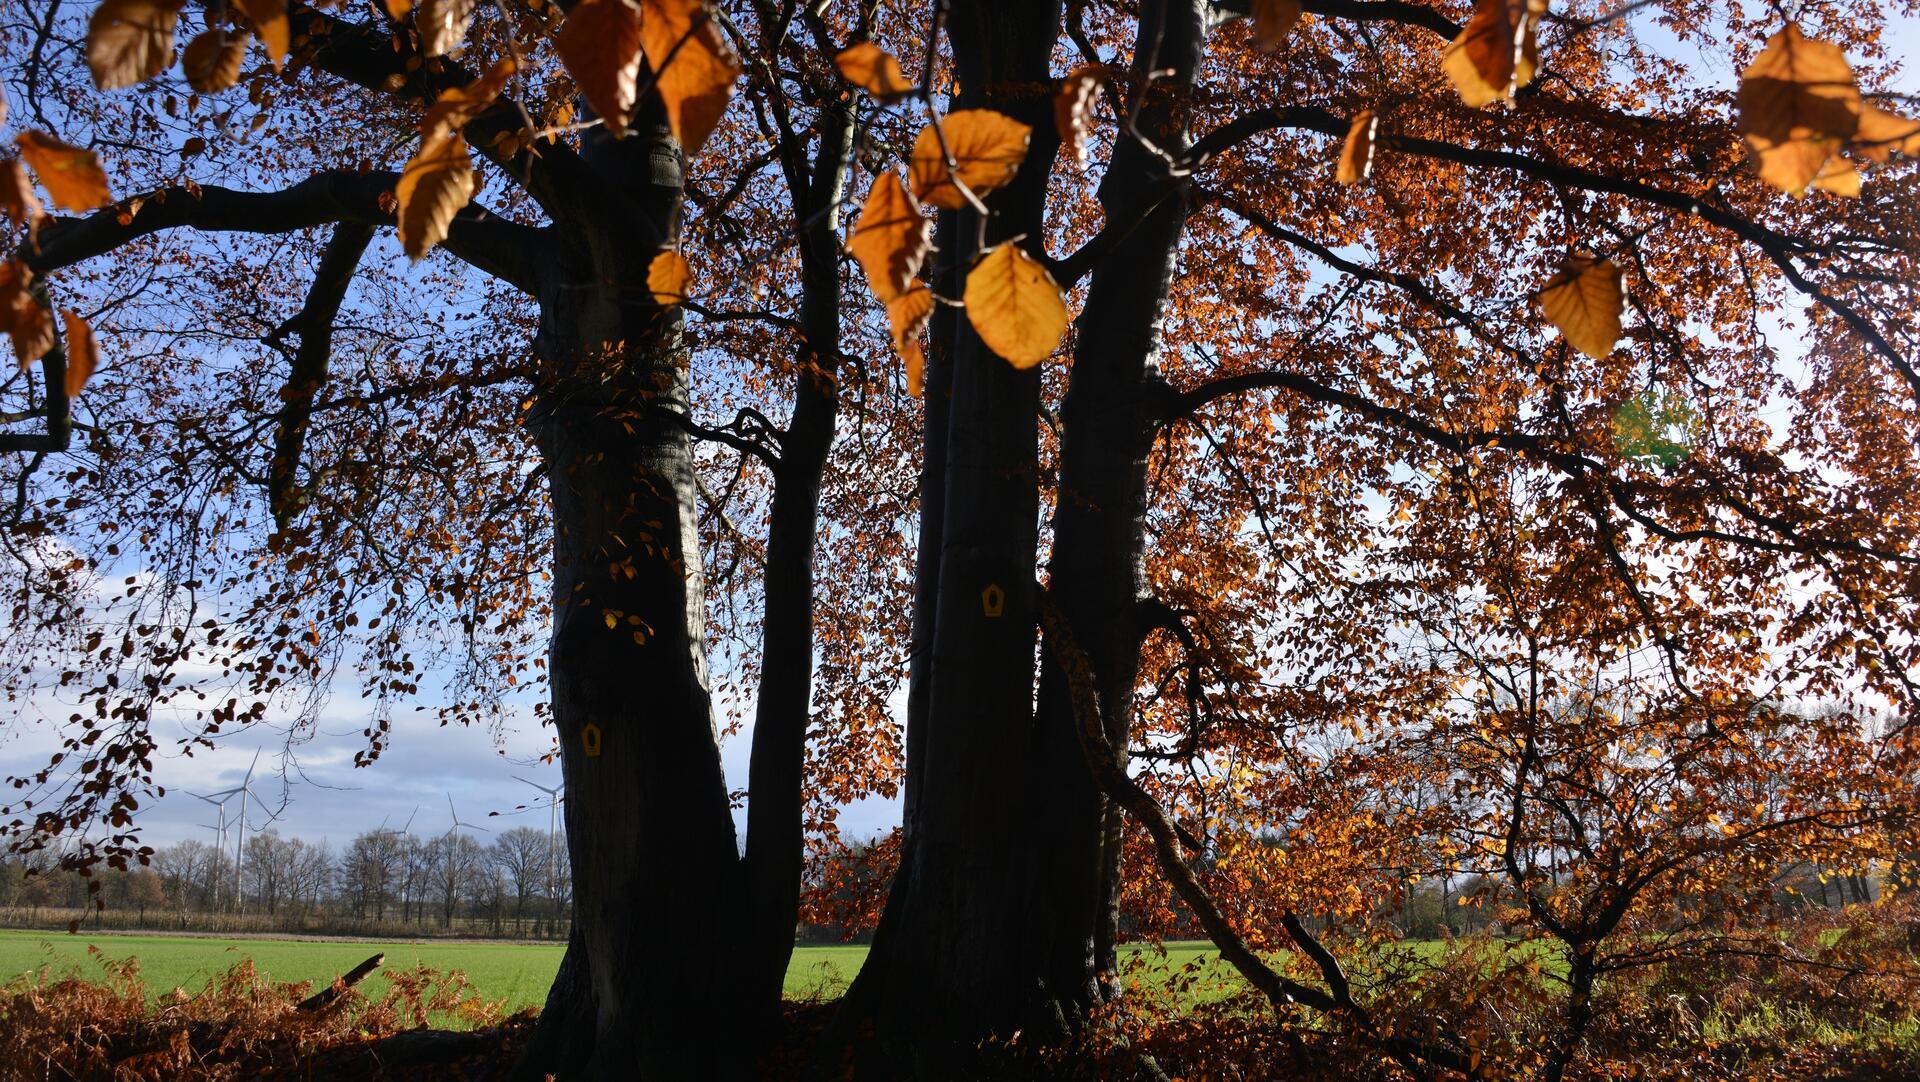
1807 155 1860 198
423 57 518 140
1054 65 1104 168
182 28 250 93
648 250 692 306
86 0 181 91
1736 25 1860 194
60 310 99 398
640 0 742 157
1 159 40 227
1251 0 1302 52
17 133 113 213
835 44 913 104
395 132 475 259
887 286 933 397
1539 254 1624 359
1441 0 1544 109
1336 110 1377 185
556 0 643 135
1852 105 1920 164
908 109 1031 211
385 0 416 17
963 243 1069 369
846 173 931 304
232 0 290 70
417 0 478 58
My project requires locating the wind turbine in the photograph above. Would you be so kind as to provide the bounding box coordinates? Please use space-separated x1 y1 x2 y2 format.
445 792 493 842
188 748 264 911
513 775 564 907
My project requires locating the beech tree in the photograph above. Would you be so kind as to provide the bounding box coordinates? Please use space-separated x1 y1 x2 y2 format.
3 0 1919 1079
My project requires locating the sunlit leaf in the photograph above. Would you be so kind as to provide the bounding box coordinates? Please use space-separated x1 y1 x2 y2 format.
60 309 99 398
908 109 1031 211
17 133 113 213
1612 390 1698 468
647 250 692 306
1808 155 1861 198
963 243 1068 369
556 0 643 135
846 173 931 305
422 57 518 140
1441 0 1545 108
835 44 913 104
1251 0 1302 52
640 0 742 157
85 0 181 91
1736 25 1860 194
1054 65 1104 169
1336 110 1377 185
182 28 250 93
1852 105 1920 163
232 0 290 70
417 0 478 58
887 286 933 397
1539 253 1623 359
396 132 475 259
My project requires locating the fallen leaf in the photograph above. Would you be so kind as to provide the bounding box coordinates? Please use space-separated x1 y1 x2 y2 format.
396 132 475 259
1251 0 1302 52
417 0 478 58
17 133 113 213
888 286 933 397
423 57 518 140
908 109 1032 210
182 28 251 93
86 0 181 91
640 0 742 157
835 44 914 103
1336 110 1377 184
556 0 643 135
232 0 290 70
1054 65 1104 168
60 310 99 398
1539 253 1624 359
648 249 691 306
964 243 1069 368
847 173 931 304
1736 24 1860 194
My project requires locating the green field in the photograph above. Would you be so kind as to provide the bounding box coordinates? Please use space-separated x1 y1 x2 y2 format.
0 929 1243 1016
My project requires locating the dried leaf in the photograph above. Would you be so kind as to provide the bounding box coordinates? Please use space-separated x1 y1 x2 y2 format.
1 159 40 227
888 286 933 397
232 0 290 70
0 259 32 338
61 310 99 398
835 44 913 103
1807 156 1860 198
640 0 742 157
908 109 1032 211
3 263 52 367
422 57 518 140
86 0 181 91
182 28 250 93
847 173 931 305
1251 0 1302 52
964 243 1069 369
1852 105 1920 163
1336 110 1377 184
1736 25 1860 194
1539 254 1624 359
17 133 113 213
556 0 643 134
1054 65 1104 168
395 132 475 259
417 0 478 58
1442 0 1545 108
648 250 692 306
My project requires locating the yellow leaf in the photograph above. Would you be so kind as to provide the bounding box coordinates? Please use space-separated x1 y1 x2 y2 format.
964 243 1069 369
1441 0 1545 109
182 28 250 93
422 57 518 140
835 44 913 103
556 0 643 135
232 0 290 70
1852 105 1920 163
416 0 478 58
640 0 742 157
1736 24 1861 194
887 286 933 397
86 0 181 91
1 159 40 227
1054 65 1104 168
396 132 475 259
908 109 1031 210
1336 109 1377 185
1251 0 1302 52
17 133 113 213
1539 254 1623 360
648 250 692 306
846 173 931 304
60 310 99 398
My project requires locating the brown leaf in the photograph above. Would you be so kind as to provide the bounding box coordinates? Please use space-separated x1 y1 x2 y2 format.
416 0 478 58
963 243 1069 369
647 249 692 306
1852 105 1920 163
1251 0 1302 52
1 159 40 227
835 44 913 104
846 173 931 305
887 286 933 397
60 310 99 398
422 57 518 140
1539 254 1624 359
232 0 290 70
17 133 113 213
0 259 31 337
640 0 742 157
395 132 475 259
1054 65 1104 168
908 109 1032 211
1736 25 1861 194
1807 155 1860 198
182 28 250 93
556 0 643 135
3 264 52 368
1336 110 1377 185
1441 0 1545 109
86 0 181 91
